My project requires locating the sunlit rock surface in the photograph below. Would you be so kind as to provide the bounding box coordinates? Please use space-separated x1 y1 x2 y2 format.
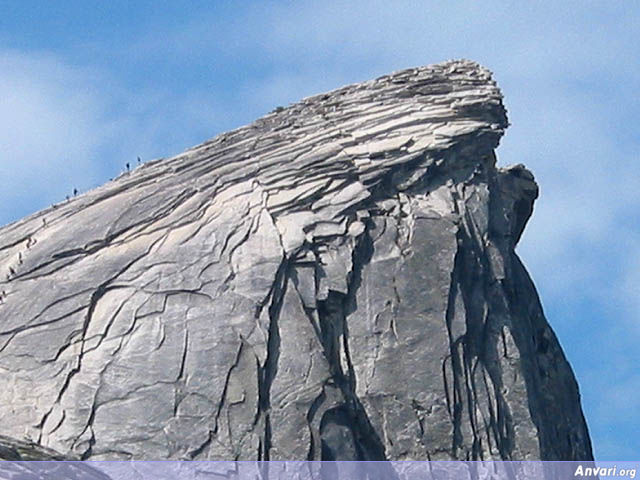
0 60 593 461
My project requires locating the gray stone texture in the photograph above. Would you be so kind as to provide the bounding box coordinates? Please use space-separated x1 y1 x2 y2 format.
0 60 593 460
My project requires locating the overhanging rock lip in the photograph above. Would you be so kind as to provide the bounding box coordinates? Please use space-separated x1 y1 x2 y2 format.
186 58 508 156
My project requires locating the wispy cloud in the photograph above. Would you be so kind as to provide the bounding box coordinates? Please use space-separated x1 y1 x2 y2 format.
0 50 238 227
0 50 106 223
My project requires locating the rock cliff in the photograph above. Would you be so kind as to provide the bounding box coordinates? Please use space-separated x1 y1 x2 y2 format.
0 60 593 461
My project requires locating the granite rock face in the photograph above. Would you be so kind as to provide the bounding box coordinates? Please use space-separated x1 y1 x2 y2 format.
0 60 593 461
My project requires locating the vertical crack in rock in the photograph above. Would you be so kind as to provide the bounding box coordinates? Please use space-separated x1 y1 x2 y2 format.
436 165 525 460
313 226 387 460
256 259 288 460
0 59 594 460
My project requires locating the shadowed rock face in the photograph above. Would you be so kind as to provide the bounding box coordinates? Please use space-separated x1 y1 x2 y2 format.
0 435 112 480
0 60 593 461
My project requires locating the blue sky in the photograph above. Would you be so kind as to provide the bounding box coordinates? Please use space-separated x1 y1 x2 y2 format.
1 1 638 460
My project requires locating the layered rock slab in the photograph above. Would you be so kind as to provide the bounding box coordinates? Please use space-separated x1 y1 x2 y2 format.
0 60 593 460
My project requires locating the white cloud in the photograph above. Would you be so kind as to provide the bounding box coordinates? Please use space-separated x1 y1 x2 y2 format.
0 51 106 224
616 238 640 331
0 51 233 227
